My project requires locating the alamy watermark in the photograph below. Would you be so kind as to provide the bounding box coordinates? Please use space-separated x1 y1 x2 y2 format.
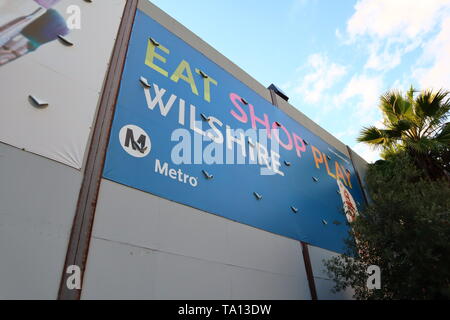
66 5 81 30
66 265 81 290
366 265 381 290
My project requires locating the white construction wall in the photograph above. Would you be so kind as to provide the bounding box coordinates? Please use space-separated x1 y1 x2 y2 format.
81 179 311 299
0 0 126 299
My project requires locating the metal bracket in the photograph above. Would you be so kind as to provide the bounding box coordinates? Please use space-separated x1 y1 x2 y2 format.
197 69 208 78
58 35 74 46
149 37 160 46
139 76 151 88
29 95 48 108
202 170 213 179
253 192 262 200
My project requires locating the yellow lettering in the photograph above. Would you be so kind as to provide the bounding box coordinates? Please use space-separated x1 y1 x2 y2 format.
170 60 198 96
195 69 218 102
324 154 336 179
335 161 347 186
344 166 353 188
144 39 170 77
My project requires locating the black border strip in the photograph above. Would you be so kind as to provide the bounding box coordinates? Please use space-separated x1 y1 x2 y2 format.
301 242 318 300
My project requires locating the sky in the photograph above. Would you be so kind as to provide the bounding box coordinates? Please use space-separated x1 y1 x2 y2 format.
149 0 450 163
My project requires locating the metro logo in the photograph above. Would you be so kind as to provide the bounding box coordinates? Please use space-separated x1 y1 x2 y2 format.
119 125 151 158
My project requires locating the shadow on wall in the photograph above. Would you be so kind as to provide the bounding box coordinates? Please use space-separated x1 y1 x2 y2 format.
0 0 69 66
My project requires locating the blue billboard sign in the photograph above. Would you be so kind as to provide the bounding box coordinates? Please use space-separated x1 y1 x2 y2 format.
103 9 365 254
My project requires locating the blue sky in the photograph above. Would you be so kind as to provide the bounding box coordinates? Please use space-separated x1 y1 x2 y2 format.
149 0 450 162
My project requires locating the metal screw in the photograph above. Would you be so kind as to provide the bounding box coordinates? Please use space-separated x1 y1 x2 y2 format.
312 177 319 182
291 206 298 213
241 97 248 105
284 160 291 166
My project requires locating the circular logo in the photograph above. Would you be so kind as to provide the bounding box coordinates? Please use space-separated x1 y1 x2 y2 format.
119 124 151 158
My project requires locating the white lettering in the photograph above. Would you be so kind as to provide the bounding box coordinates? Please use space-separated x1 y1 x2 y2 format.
155 159 198 187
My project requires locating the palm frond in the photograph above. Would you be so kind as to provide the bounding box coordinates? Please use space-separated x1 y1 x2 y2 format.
415 89 449 118
406 86 417 102
405 137 442 154
357 126 385 145
392 119 412 131
435 122 450 145
383 129 402 139
379 91 401 123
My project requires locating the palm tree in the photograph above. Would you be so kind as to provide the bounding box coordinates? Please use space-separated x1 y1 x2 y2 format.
358 87 450 180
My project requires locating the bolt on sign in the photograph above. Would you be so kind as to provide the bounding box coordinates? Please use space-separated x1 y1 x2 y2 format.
103 7 366 254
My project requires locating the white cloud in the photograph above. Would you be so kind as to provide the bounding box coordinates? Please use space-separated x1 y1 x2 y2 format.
413 17 450 90
347 0 450 40
335 74 383 117
335 28 343 40
352 142 381 163
346 0 450 74
335 127 358 140
293 53 347 104
322 74 384 150
363 39 419 71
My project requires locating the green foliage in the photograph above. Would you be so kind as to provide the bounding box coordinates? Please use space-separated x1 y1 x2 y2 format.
358 87 450 179
324 152 450 299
